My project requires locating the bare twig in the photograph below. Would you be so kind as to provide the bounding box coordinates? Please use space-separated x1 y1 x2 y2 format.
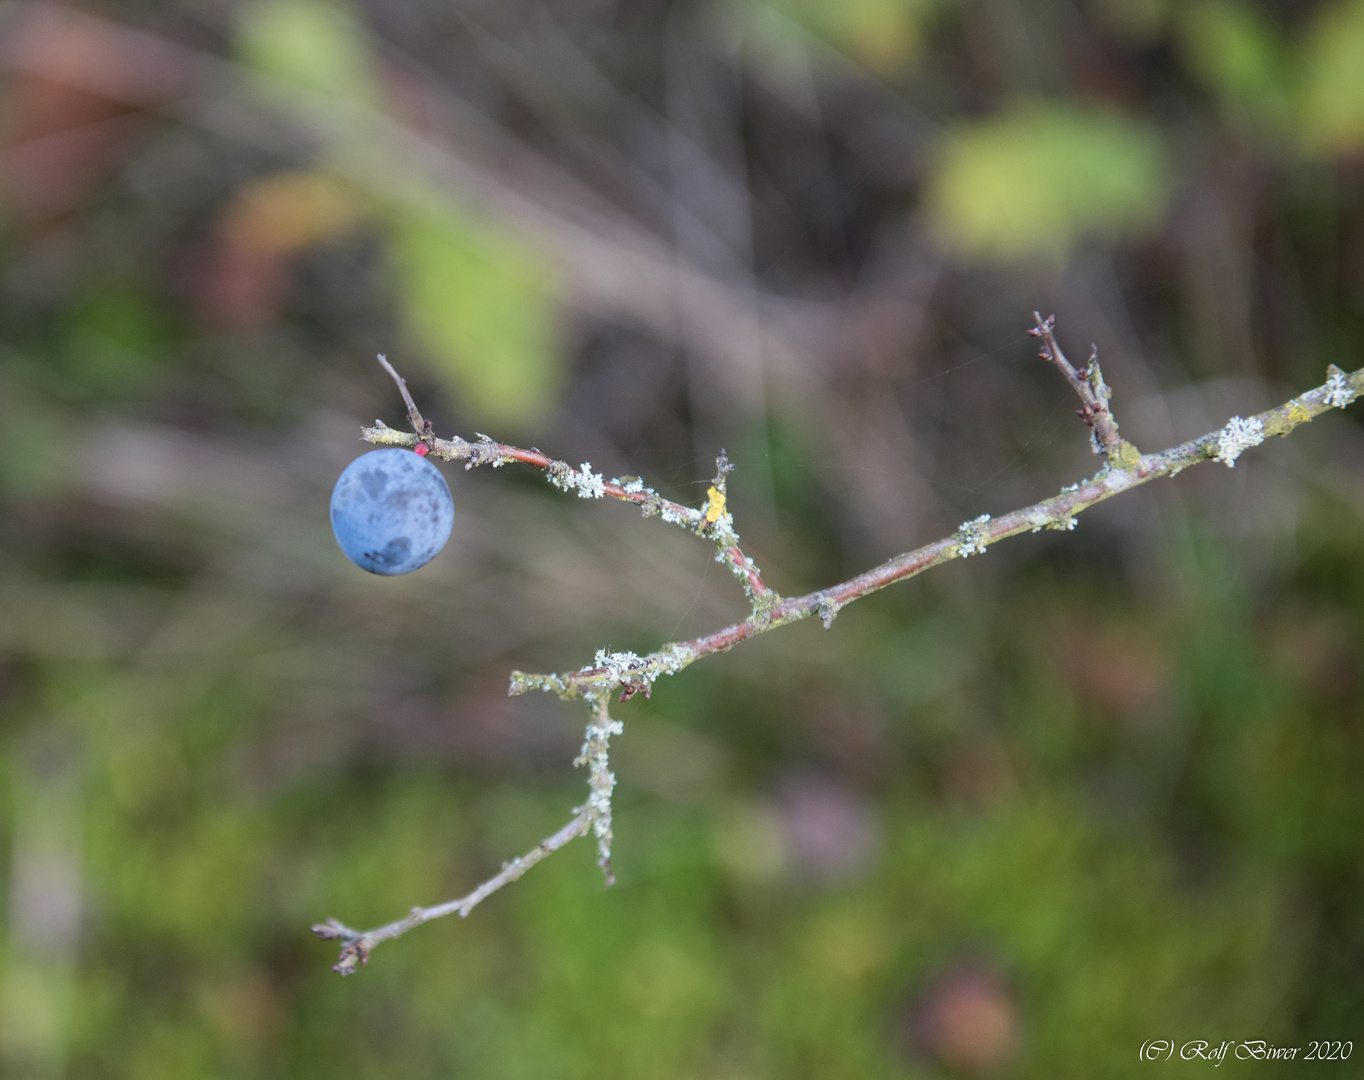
314 695 623 974
375 353 434 446
313 810 593 975
1030 312 1127 459
320 325 1362 974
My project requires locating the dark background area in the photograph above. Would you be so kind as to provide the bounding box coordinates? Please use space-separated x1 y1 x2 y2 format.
1 0 1363 1076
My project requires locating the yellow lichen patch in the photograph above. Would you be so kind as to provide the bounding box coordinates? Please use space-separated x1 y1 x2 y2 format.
1278 401 1315 432
1110 440 1144 472
705 485 726 523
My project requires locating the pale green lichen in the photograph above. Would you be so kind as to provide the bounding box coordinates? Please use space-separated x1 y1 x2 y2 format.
1281 400 1314 430
1215 416 1264 467
589 649 644 683
522 642 698 703
1325 371 1355 409
956 514 992 557
652 642 694 677
657 501 701 527
1109 440 1143 472
574 705 624 870
550 462 606 498
362 423 416 448
508 670 567 697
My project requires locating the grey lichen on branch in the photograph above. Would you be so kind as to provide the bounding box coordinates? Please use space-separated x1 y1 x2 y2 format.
317 328 1363 975
506 353 1361 708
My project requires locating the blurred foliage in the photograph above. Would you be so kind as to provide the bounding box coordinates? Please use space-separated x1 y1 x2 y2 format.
756 0 952 73
1180 0 1364 153
238 0 380 106
1 0 1363 1077
1181 1 1292 134
1297 0 1364 154
219 171 369 260
924 103 1168 260
388 198 561 430
236 0 564 428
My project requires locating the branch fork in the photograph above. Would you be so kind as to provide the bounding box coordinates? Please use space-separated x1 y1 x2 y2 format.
1030 313 1137 466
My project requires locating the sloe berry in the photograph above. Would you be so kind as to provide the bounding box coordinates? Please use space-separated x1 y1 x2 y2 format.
330 448 454 575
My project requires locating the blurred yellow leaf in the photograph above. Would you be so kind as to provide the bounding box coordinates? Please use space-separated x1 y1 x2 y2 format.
222 171 369 255
236 0 376 105
388 203 561 429
1297 0 1364 155
924 103 1169 261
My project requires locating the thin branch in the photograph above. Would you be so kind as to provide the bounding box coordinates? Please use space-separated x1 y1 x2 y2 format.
323 325 1362 975
509 360 1363 702
1030 312 1126 458
315 695 624 974
375 353 433 446
314 810 593 975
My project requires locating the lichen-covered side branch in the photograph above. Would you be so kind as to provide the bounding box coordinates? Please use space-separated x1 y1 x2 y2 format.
315 691 627 974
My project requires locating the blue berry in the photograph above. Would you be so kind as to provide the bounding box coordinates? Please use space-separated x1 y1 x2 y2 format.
330 448 454 575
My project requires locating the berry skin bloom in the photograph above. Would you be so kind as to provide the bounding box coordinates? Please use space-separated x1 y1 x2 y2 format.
330 448 454 575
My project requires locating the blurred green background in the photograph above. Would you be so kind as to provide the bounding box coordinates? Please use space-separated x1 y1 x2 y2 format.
2 0 1363 1076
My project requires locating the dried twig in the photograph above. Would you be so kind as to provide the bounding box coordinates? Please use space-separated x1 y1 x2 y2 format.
314 694 623 975
1030 312 1127 460
313 811 594 976
375 353 436 449
316 325 1362 974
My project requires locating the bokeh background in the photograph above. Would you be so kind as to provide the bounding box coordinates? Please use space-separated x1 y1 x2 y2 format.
2 0 1364 1076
